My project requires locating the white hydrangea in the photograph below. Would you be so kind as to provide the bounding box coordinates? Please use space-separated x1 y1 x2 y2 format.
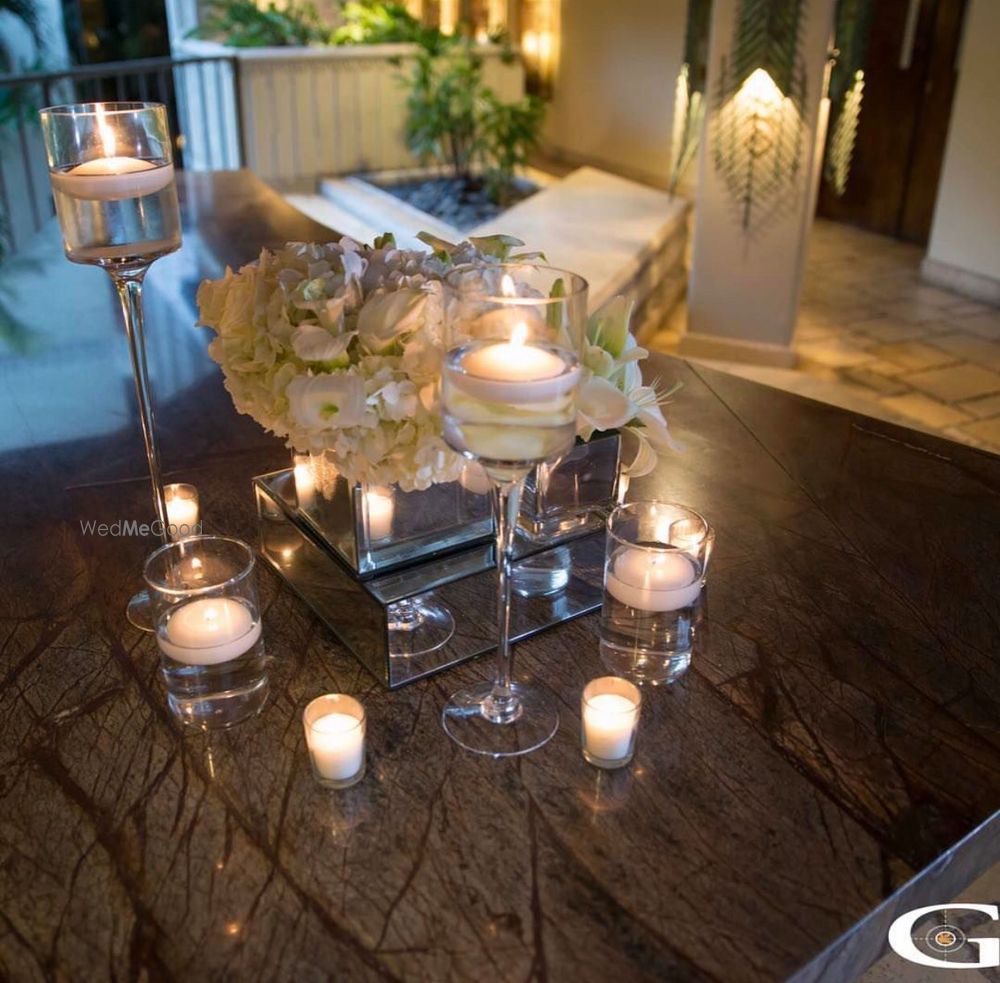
197 232 674 492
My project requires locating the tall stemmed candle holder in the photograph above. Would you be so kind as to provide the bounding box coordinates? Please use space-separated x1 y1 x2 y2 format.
40 103 182 630
440 263 587 757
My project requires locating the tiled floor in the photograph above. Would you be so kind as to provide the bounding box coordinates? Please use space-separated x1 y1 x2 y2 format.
650 220 1000 455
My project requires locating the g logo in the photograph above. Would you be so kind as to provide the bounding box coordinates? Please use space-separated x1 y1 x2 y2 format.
888 905 999 969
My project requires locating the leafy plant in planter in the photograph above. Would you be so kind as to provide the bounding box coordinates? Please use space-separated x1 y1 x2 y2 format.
190 1 325 47
332 1 434 47
403 37 544 205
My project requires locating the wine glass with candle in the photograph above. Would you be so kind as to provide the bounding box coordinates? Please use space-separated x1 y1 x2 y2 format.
440 263 587 756
39 103 182 630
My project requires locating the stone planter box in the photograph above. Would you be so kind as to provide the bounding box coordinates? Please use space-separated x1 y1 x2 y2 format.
174 39 525 190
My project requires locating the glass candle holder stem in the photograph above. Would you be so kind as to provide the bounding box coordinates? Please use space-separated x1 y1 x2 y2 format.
485 474 524 723
113 265 169 539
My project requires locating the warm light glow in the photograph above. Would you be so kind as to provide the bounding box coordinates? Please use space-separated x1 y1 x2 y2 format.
520 0 560 95
439 0 457 35
510 322 528 346
500 273 516 297
737 68 784 116
96 104 116 157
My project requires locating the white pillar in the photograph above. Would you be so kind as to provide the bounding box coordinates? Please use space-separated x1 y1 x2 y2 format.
682 0 836 366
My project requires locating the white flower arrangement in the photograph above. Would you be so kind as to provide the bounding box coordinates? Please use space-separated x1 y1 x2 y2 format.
196 232 675 492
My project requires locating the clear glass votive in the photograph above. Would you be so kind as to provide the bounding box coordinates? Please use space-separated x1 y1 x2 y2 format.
581 676 642 769
144 535 268 729
164 483 200 540
599 502 713 685
303 694 366 789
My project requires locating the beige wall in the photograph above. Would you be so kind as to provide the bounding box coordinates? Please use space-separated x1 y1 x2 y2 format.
541 0 687 188
925 0 1000 289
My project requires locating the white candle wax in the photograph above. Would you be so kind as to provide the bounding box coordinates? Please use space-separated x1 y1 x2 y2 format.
50 158 175 201
157 598 261 666
293 459 316 512
450 333 580 405
307 711 365 781
463 340 564 382
365 489 394 541
606 548 701 612
583 692 640 764
165 494 199 533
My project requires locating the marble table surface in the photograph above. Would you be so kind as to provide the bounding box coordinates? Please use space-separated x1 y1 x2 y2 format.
1 172 998 983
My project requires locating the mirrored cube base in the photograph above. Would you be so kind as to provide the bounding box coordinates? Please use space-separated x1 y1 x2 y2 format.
255 472 606 689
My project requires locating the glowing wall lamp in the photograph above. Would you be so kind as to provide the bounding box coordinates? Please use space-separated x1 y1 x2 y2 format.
520 0 559 98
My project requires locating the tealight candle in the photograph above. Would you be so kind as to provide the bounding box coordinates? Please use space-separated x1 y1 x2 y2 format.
303 694 366 789
581 676 641 768
164 483 199 538
365 487 394 541
156 597 261 666
606 547 701 612
293 455 316 512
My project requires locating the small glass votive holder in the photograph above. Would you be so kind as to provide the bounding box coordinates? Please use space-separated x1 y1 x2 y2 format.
164 482 200 540
581 676 642 769
144 535 267 729
599 502 713 685
303 694 366 789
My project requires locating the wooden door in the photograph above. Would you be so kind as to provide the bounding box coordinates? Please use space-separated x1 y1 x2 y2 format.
818 0 968 244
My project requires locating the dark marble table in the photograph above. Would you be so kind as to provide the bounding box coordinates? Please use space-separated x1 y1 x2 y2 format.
1 171 998 983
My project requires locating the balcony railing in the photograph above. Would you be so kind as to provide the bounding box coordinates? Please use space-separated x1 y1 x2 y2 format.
0 55 244 255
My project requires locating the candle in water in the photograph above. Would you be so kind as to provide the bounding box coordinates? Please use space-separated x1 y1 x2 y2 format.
50 157 175 201
157 597 261 666
581 678 641 768
452 323 579 405
365 488 394 541
606 548 701 612
462 326 565 383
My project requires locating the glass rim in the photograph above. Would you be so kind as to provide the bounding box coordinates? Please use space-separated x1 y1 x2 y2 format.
143 535 255 596
606 501 711 552
303 693 366 730
443 262 589 305
40 101 167 118
582 676 642 711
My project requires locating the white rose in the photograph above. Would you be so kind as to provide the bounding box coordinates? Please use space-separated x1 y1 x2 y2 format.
357 289 427 354
287 372 368 430
291 324 354 365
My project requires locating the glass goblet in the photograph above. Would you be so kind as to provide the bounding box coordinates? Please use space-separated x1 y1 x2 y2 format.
39 102 182 630
440 262 587 757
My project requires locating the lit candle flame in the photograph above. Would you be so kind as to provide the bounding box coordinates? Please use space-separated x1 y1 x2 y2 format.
511 322 528 346
500 273 516 297
95 104 116 157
